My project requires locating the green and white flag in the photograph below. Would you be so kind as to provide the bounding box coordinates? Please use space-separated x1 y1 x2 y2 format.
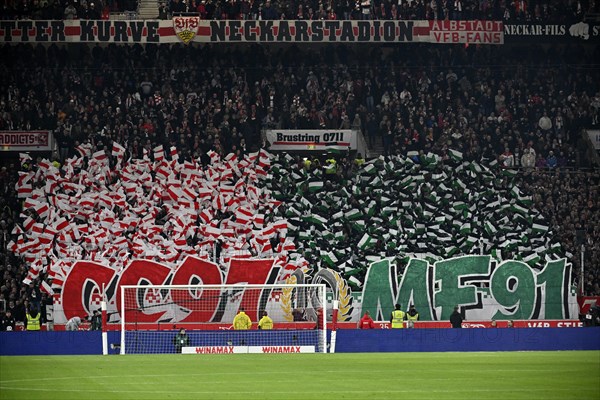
400 176 413 187
523 252 541 266
382 206 397 216
531 223 549 234
366 201 377 217
459 223 472 235
352 220 366 231
303 214 327 227
298 231 311 240
344 208 362 220
348 276 362 288
321 250 338 267
484 221 498 236
363 164 376 174
444 245 459 257
286 206 301 217
453 201 467 212
448 149 463 161
511 204 528 215
331 211 344 220
358 233 375 250
308 181 323 192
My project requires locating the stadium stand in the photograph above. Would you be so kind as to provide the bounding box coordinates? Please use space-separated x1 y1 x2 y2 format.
2 0 599 22
0 38 599 326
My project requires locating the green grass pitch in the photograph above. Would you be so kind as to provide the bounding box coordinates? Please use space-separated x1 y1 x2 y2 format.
1 351 599 400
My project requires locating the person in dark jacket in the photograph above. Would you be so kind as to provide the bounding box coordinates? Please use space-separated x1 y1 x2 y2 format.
1 310 16 331
90 310 102 331
450 306 463 328
173 328 190 353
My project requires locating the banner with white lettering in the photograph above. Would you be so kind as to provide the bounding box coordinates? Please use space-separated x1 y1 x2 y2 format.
504 21 600 43
266 130 356 151
182 346 248 354
0 131 52 151
181 345 315 354
248 346 315 353
0 20 503 44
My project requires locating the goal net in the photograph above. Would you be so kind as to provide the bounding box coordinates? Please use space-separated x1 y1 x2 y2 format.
120 284 327 354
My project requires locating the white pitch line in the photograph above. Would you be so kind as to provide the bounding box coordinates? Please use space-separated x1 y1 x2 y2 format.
0 387 594 395
0 367 569 384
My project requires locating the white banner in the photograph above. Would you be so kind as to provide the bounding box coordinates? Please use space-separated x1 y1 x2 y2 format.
0 19 503 44
586 129 600 149
0 130 52 151
181 345 315 354
266 129 356 151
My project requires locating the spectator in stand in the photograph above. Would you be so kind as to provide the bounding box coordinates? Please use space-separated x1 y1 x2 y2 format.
261 0 278 19
500 147 515 168
170 0 186 15
64 2 77 19
1 310 16 331
521 148 536 169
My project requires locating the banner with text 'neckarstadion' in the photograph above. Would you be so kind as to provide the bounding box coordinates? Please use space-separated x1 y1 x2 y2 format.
0 19 503 44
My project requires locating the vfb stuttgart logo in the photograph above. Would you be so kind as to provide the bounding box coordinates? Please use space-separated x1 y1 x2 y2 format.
173 16 199 44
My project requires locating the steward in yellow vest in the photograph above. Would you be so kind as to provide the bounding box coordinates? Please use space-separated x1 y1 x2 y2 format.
325 158 337 175
406 305 419 328
390 304 405 329
26 308 41 331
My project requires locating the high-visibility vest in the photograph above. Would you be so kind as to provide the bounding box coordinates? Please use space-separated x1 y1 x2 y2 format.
26 313 41 331
391 310 405 329
325 159 337 174
407 312 419 322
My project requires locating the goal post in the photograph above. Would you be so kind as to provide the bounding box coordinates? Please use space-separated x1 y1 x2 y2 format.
119 284 327 354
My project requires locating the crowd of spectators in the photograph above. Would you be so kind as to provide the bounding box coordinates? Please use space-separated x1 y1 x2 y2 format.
0 163 54 329
164 0 600 23
0 0 137 20
2 0 598 22
0 42 599 328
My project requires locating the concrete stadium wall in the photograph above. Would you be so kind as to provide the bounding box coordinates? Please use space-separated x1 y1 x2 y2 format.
1 328 599 355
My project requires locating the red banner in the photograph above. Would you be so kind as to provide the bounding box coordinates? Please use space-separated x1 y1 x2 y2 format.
345 320 582 329
578 296 600 314
428 20 503 44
